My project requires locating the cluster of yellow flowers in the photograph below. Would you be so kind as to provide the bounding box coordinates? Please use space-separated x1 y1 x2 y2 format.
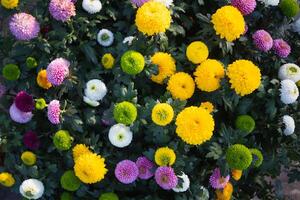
1 0 18 9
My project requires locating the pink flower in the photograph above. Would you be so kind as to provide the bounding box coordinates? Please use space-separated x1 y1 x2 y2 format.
9 103 33 124
209 168 230 189
49 0 76 22
46 58 70 86
47 100 61 124
136 156 155 180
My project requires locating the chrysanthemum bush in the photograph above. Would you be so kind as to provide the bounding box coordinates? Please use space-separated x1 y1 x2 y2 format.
0 0 300 199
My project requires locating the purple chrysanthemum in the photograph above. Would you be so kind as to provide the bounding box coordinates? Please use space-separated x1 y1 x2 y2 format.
47 100 61 124
115 160 139 184
231 0 256 15
155 166 178 190
252 30 273 52
0 83 6 98
273 39 291 58
9 103 33 124
23 131 40 150
15 91 35 112
9 13 40 41
49 0 76 22
209 168 230 189
131 0 149 7
46 58 70 86
136 156 155 180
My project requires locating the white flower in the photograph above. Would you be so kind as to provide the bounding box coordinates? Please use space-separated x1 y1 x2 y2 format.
83 96 100 107
84 79 107 101
153 0 173 8
258 0 280 6
282 115 295 136
278 63 300 82
172 172 190 193
97 29 114 47
293 17 300 34
19 179 44 200
280 79 299 104
123 36 135 46
108 124 133 148
82 0 102 14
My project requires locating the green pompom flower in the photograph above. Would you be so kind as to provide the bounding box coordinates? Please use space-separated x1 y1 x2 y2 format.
121 51 145 75
280 0 299 17
226 144 253 170
26 57 38 69
113 101 137 125
235 115 255 134
53 130 73 151
250 148 263 167
99 192 119 200
35 98 47 110
60 170 81 192
2 64 21 81
61 192 73 200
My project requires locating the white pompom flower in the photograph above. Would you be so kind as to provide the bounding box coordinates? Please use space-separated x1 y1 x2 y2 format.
172 172 190 193
108 124 133 148
257 0 279 6
282 115 295 136
278 63 300 82
83 96 100 107
153 0 173 8
97 29 114 47
19 179 44 200
280 79 299 104
123 36 136 46
84 79 107 101
82 0 102 14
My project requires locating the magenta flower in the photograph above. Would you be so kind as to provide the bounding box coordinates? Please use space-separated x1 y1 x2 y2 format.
9 103 33 124
115 160 139 184
155 166 178 190
46 58 70 86
131 0 149 7
209 168 230 189
136 156 155 180
15 91 34 112
273 39 291 58
49 0 76 22
231 0 256 15
23 131 40 150
252 30 273 52
47 100 61 124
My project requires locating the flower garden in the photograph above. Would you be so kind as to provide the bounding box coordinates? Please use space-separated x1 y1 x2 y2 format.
0 0 300 199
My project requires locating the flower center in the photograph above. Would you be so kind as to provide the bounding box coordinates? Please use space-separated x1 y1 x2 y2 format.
101 33 110 41
288 66 298 74
117 133 124 141
156 110 168 121
161 175 169 183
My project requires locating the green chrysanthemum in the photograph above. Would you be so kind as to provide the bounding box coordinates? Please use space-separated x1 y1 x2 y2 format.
35 98 47 110
26 57 38 69
226 144 253 170
113 101 137 125
235 115 255 134
250 148 263 167
61 192 73 200
2 64 21 81
99 192 119 200
280 0 299 17
60 170 81 192
53 130 73 151
121 51 145 75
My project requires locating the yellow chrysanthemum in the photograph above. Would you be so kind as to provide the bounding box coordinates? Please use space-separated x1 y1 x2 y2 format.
154 147 176 166
21 151 37 166
135 1 172 36
37 70 52 89
151 103 174 126
101 53 115 69
167 72 195 101
231 169 242 181
216 182 233 200
1 0 18 9
74 153 107 184
72 144 92 161
186 41 209 64
227 60 261 96
200 101 214 113
211 6 245 42
151 52 176 84
194 59 225 92
176 106 214 145
0 172 15 187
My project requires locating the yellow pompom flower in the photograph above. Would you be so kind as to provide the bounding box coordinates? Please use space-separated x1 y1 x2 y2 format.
37 70 52 89
227 60 261 96
72 144 92 161
176 106 214 145
21 151 37 166
151 52 176 84
74 153 107 184
1 0 18 9
101 53 115 69
154 147 176 166
0 172 15 187
216 182 233 200
151 103 174 126
194 59 225 92
186 41 209 64
211 6 245 42
135 1 172 36
167 72 195 101
231 169 242 181
200 101 214 113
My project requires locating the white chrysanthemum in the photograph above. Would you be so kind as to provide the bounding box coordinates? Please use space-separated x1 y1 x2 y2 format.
153 0 173 8
108 124 133 148
172 172 190 193
282 115 295 136
82 0 102 14
83 96 100 107
19 179 44 200
84 79 107 101
278 63 300 82
280 79 299 104
97 29 114 47
123 36 135 46
293 18 300 34
258 0 279 6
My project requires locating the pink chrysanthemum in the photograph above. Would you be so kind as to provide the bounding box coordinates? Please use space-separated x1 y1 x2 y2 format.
46 58 70 86
136 156 155 180
273 39 291 58
9 13 40 41
252 30 273 52
15 91 35 112
23 131 40 150
115 160 139 184
9 103 33 124
47 100 61 124
49 0 76 22
131 0 150 7
155 166 178 190
209 168 230 189
231 0 256 15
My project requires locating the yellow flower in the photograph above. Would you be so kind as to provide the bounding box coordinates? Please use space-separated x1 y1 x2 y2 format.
216 182 233 200
37 70 52 89
176 106 214 145
227 60 261 96
154 147 176 166
135 1 171 36
101 53 115 69
0 172 15 187
167 72 195 101
200 101 214 113
186 41 209 64
74 153 107 184
72 144 92 161
21 151 37 166
1 0 18 9
194 59 225 92
152 103 174 126
231 169 242 181
211 6 245 42
151 52 176 84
